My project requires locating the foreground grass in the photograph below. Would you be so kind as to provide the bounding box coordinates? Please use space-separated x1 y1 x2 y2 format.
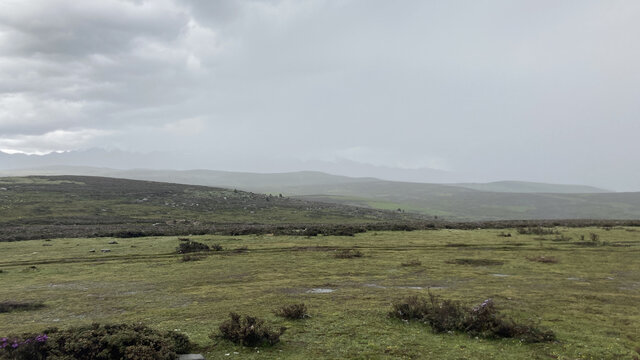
0 228 639 359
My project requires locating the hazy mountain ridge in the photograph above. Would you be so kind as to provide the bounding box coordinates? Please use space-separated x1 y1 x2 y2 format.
453 181 610 194
0 166 635 221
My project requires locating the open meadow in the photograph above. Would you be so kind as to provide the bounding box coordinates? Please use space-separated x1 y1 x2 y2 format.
1 227 638 359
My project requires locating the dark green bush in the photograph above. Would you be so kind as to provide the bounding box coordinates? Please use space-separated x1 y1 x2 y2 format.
333 249 363 259
214 313 285 347
275 304 309 320
446 258 503 266
210 243 223 251
0 301 44 313
401 259 422 267
0 323 191 360
180 254 204 262
390 294 555 343
517 227 559 235
176 241 210 254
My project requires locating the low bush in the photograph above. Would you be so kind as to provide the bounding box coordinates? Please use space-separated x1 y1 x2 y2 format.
176 241 210 254
333 249 363 259
517 227 559 235
210 243 223 251
390 294 555 343
275 304 309 320
214 313 285 347
0 301 44 313
401 259 422 267
446 258 503 266
232 246 248 253
181 254 204 262
526 255 558 264
0 323 192 360
552 235 572 242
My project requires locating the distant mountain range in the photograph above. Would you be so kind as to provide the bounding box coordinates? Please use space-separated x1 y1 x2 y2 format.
2 165 636 221
0 149 459 183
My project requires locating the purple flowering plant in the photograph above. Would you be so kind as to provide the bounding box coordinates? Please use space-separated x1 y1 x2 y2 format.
0 333 48 351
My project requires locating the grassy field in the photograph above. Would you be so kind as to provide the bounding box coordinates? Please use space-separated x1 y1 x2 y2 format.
1 227 638 359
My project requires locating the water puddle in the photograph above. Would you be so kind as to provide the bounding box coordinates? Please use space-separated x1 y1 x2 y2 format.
306 288 335 294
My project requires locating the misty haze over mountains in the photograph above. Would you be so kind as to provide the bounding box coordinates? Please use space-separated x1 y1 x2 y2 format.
0 148 630 191
7 149 640 221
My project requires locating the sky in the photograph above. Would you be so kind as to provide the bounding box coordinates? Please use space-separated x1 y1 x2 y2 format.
0 0 639 190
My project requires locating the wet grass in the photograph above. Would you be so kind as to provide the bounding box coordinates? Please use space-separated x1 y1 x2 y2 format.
0 227 639 359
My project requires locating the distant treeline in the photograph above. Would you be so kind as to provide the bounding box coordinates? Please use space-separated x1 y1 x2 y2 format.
2 219 640 242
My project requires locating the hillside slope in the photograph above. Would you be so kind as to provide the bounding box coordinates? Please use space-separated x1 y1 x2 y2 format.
453 181 609 193
1 168 637 221
0 176 418 241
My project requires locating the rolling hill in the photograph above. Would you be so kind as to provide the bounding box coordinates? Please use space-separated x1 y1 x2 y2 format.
1 167 638 221
0 175 418 241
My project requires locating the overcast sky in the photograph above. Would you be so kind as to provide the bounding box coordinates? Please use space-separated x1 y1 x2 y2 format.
1 0 639 190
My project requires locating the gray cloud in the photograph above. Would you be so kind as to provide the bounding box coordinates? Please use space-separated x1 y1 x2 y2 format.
0 0 639 189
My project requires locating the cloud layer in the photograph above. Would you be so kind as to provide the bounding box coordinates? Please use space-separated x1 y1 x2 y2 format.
1 0 639 189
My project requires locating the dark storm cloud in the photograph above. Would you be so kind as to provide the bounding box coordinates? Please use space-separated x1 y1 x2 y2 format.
0 0 639 189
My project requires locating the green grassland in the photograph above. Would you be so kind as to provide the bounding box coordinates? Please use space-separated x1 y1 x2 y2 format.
1 228 638 359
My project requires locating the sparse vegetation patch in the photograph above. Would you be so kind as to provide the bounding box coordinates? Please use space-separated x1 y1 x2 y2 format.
176 241 210 254
274 303 309 320
0 301 44 314
526 255 558 264
0 323 191 360
401 259 422 267
446 258 504 266
390 294 555 343
214 313 285 347
333 249 363 259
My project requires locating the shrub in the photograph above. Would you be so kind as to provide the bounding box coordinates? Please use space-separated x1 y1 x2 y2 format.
214 313 285 347
275 304 309 320
0 323 191 360
526 255 558 264
552 235 572 242
589 232 600 242
517 227 558 235
446 258 503 266
401 259 422 267
0 301 44 313
210 243 223 251
333 249 363 259
232 246 248 253
176 241 210 254
181 254 204 262
389 294 555 343
497 232 511 237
